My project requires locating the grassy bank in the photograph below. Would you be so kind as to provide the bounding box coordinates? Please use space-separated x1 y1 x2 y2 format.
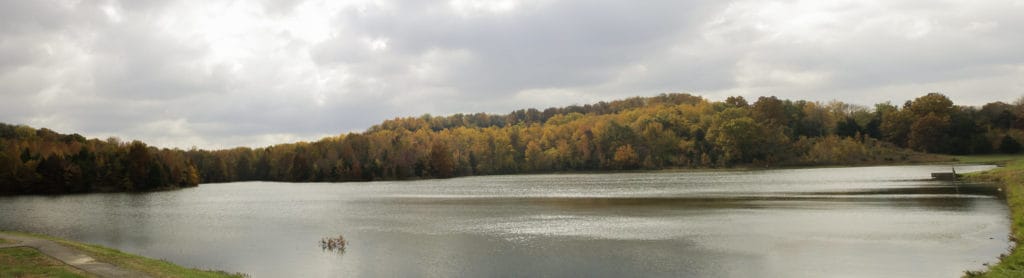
1 246 94 277
0 231 246 278
961 155 1024 277
954 155 1024 166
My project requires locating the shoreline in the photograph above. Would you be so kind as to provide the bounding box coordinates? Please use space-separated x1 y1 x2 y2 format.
960 155 1024 277
0 231 245 278
185 157 960 186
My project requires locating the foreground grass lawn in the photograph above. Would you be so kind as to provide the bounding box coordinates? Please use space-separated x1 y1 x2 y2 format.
0 231 246 278
0 246 94 278
963 157 1024 277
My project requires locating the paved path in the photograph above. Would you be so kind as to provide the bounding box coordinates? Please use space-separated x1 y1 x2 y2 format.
0 232 151 278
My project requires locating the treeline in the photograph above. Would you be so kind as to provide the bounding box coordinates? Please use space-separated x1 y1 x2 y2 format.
183 92 1022 183
3 92 1023 194
0 125 200 194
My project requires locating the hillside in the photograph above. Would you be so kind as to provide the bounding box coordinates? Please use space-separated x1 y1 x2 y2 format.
2 92 1021 194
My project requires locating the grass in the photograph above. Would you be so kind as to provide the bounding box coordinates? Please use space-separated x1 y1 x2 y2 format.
962 156 1024 277
0 231 246 278
0 247 94 278
0 237 16 244
953 154 1024 165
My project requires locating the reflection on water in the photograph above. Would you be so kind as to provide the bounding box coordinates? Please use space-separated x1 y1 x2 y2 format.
0 164 1010 277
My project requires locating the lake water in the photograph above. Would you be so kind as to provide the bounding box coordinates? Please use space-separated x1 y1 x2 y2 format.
0 165 1011 277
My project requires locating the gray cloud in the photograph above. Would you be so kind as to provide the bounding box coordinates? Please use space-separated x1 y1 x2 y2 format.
0 0 1022 149
92 24 230 100
325 1 724 94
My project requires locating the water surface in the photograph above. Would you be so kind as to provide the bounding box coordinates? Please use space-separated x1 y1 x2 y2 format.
0 165 1010 277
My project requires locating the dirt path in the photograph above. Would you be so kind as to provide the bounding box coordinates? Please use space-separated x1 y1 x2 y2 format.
0 232 151 278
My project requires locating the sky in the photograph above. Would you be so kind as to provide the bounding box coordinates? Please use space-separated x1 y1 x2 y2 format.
1 0 1023 149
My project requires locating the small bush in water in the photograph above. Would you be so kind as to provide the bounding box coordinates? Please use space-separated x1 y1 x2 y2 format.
320 235 347 253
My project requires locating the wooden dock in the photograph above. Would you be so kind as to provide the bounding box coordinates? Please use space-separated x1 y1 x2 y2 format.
931 167 959 181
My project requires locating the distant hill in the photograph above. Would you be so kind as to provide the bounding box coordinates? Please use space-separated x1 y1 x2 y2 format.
3 92 1021 194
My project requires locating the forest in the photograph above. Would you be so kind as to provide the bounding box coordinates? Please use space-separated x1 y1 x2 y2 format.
2 92 1023 195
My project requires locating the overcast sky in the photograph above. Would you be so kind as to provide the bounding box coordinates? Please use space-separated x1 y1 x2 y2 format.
1 0 1023 149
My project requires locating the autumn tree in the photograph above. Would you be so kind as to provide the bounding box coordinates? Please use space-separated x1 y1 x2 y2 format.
709 117 760 164
725 96 748 108
429 141 455 178
909 93 955 117
752 96 790 128
524 141 544 171
234 150 253 181
126 141 152 190
290 149 312 182
880 105 913 147
908 113 951 153
979 102 1015 129
1000 135 1021 154
612 144 640 169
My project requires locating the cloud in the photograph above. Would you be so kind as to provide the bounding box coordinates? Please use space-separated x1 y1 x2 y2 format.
0 0 1022 149
91 23 230 100
692 0 1024 103
326 0 723 94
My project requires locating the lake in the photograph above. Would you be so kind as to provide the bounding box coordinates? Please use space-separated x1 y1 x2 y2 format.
0 165 1010 277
